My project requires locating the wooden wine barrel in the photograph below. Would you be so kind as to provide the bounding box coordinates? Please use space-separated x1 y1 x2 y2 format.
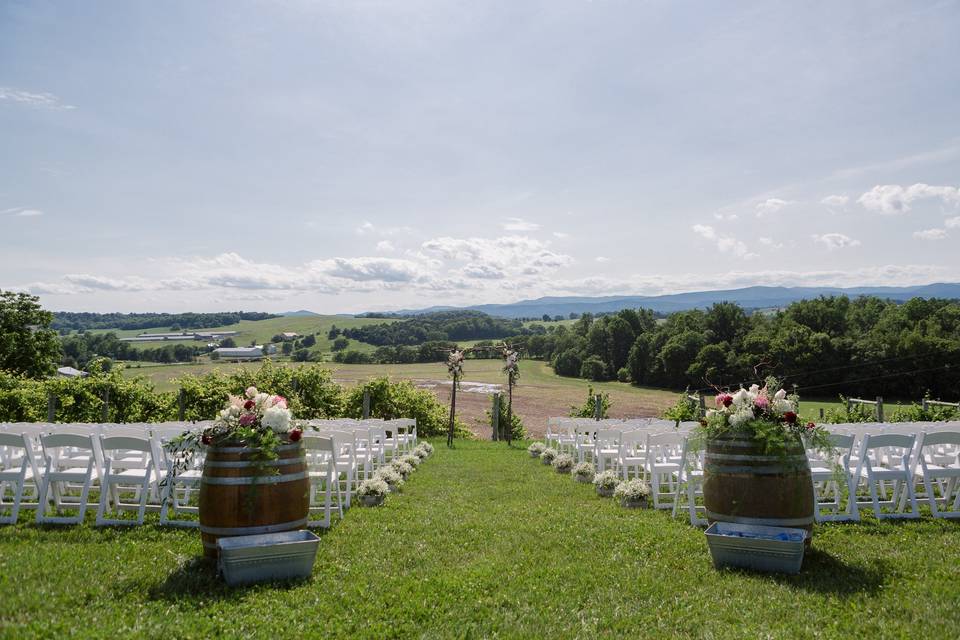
702 431 814 539
199 440 309 559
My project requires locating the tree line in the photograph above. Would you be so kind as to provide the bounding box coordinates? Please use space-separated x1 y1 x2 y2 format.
341 310 541 346
61 331 207 368
52 311 278 332
520 296 960 399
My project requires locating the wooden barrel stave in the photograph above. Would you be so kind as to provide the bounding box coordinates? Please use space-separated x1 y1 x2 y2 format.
703 432 814 538
199 441 310 559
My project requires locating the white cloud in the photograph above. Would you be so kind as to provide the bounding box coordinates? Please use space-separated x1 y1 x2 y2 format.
944 216 960 229
355 221 375 235
812 233 861 250
758 237 785 249
501 217 540 232
820 195 849 210
462 264 506 279
712 211 739 221
857 183 960 215
3 207 44 217
553 231 569 239
0 87 75 110
595 256 610 263
692 224 756 258
313 257 426 283
913 228 947 241
375 240 396 252
755 198 793 217
355 221 412 236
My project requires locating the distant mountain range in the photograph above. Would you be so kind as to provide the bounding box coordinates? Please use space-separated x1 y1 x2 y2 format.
375 283 960 319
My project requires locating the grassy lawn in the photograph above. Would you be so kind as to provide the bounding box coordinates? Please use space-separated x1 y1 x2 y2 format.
1 440 958 638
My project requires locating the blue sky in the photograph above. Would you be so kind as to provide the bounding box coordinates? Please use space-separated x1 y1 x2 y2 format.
2 0 959 313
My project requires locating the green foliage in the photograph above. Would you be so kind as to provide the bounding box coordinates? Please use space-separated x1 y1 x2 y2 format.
331 336 350 351
822 395 876 424
484 395 525 441
889 394 960 422
343 310 528 346
616 367 630 383
662 392 699 423
51 310 278 332
0 291 62 378
569 385 611 419
344 376 466 437
579 355 609 381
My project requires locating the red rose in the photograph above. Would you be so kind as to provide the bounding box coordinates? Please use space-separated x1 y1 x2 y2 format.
289 428 302 442
201 433 212 445
806 421 816 430
722 395 733 408
244 399 255 410
783 411 797 424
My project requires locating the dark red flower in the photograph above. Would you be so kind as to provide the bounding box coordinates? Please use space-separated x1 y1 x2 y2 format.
288 428 302 442
806 421 816 430
243 399 255 410
722 395 734 408
783 411 797 424
201 433 212 445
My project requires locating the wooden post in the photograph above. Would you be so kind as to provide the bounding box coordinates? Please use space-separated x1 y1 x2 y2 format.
46 391 56 423
921 397 928 412
819 408 825 420
876 396 884 423
447 374 457 448
698 392 707 418
846 398 853 413
101 387 110 422
362 389 371 420
491 393 500 441
506 380 514 445
178 388 186 421
594 394 602 421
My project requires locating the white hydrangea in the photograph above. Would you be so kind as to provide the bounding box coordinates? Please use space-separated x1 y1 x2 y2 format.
773 399 794 413
774 389 787 400
729 408 754 427
261 406 291 432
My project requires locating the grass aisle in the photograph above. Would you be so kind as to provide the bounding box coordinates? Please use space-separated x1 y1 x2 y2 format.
2 441 959 638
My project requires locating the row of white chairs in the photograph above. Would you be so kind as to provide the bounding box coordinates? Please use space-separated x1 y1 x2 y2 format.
0 419 417 529
544 418 960 525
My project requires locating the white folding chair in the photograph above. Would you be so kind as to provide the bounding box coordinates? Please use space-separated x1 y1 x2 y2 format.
36 433 98 525
645 432 685 510
853 433 920 520
617 430 647 481
96 435 156 526
156 435 202 528
328 430 359 509
304 434 344 529
575 427 598 464
673 436 707 526
0 433 42 524
809 434 860 523
594 429 621 473
915 431 960 519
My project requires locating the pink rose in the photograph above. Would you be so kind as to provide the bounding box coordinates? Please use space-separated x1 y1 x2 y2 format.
273 396 287 409
754 395 769 410
245 386 258 399
239 413 256 426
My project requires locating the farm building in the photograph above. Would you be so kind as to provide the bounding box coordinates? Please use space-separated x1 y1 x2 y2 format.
213 346 265 361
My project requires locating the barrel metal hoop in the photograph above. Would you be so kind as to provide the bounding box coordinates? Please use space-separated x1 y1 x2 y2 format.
199 517 309 536
200 471 308 485
203 457 303 469
210 443 303 454
706 452 807 464
706 510 814 528
704 464 807 475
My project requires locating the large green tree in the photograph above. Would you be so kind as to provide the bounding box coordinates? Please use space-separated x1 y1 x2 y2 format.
0 291 62 378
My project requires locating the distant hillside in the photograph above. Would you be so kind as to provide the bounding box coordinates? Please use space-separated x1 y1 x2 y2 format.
280 310 321 317
52 311 280 332
386 283 960 318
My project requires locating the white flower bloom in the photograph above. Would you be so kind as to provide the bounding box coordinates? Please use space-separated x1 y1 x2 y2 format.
705 409 717 418
729 408 753 427
733 389 749 406
254 392 270 406
262 406 291 432
773 399 795 413
749 384 760 394
774 389 787 400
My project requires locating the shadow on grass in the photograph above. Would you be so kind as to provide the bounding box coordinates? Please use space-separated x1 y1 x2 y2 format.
144 556 310 603
718 548 887 597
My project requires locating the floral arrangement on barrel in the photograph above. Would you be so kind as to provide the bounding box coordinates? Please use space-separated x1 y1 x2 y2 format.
701 377 832 454
168 386 302 477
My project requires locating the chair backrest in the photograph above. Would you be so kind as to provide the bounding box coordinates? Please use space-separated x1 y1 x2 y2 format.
595 429 621 447
302 433 336 455
100 436 153 454
41 433 96 450
918 431 960 448
862 433 915 450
